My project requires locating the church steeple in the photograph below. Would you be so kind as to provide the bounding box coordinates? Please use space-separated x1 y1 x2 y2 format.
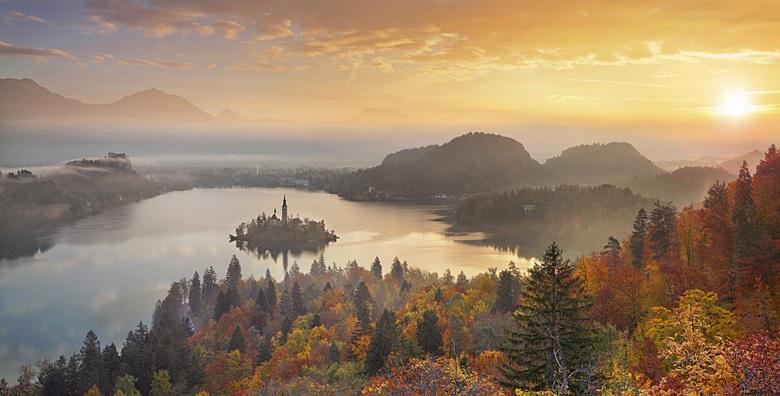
282 195 288 224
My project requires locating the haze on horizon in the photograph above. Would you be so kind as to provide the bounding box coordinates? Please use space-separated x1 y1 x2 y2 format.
1 0 779 161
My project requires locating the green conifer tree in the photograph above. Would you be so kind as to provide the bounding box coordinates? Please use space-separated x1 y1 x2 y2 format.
416 309 443 356
500 242 594 393
629 208 648 268
365 309 399 374
370 257 383 280
227 326 246 353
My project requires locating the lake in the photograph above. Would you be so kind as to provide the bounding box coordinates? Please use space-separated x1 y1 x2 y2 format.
0 187 528 380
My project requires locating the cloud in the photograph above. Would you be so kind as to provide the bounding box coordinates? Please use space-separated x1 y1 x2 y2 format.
82 0 780 79
0 40 75 62
91 51 115 62
4 11 48 24
117 57 193 70
231 61 286 72
215 19 246 39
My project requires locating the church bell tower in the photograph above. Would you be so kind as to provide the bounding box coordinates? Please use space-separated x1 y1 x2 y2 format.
282 195 288 224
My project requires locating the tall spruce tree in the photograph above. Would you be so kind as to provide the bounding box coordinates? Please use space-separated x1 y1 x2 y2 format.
188 271 202 316
416 309 443 356
227 326 246 353
456 271 469 290
370 257 383 280
201 266 218 302
226 255 242 290
256 338 273 365
733 161 760 261
390 257 404 282
121 322 153 395
500 242 594 394
495 269 516 314
365 309 399 374
78 330 102 394
281 317 293 343
265 269 277 317
352 281 373 335
629 208 648 268
649 201 678 260
255 286 269 314
100 343 121 395
214 290 230 321
291 280 306 316
602 236 622 267
279 286 293 318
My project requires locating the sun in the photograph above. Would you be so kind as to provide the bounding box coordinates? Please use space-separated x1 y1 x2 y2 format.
716 92 757 117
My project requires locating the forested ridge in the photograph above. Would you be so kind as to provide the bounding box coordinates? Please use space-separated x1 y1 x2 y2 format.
3 145 779 395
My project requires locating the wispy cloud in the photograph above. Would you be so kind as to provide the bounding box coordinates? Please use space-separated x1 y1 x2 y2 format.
4 11 48 24
0 40 75 61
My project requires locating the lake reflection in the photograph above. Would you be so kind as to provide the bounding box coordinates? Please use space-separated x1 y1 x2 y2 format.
0 187 527 380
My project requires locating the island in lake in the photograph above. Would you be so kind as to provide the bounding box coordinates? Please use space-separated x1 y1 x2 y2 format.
230 196 337 245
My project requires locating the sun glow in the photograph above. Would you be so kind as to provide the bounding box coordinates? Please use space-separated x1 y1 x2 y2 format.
716 92 757 117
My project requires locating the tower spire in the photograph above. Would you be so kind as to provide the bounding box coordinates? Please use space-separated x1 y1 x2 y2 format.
282 195 288 223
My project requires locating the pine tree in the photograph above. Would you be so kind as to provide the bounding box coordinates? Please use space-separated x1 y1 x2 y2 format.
456 271 469 290
202 266 218 302
442 268 454 285
365 309 399 374
100 343 121 395
78 330 102 394
310 254 327 276
255 286 268 314
629 208 648 268
291 280 306 316
265 269 277 317
256 338 273 365
149 370 172 396
323 282 333 292
328 342 340 363
352 281 373 335
370 257 383 280
434 287 444 303
390 257 404 282
113 375 141 396
602 236 622 267
280 286 293 318
120 322 153 395
495 269 516 314
214 290 230 321
226 255 242 290
188 271 202 316
733 161 760 260
310 313 322 328
649 201 678 260
500 242 594 393
281 317 293 343
227 326 246 353
416 309 443 356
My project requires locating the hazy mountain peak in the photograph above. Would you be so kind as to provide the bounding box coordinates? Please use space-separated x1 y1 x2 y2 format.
543 141 665 184
348 107 413 125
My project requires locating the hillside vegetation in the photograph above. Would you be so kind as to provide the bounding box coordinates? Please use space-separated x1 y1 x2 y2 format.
328 132 545 199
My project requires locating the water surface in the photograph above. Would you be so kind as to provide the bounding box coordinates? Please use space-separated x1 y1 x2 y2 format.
0 187 526 379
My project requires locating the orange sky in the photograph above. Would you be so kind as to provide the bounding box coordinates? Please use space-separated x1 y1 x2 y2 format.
1 0 779 138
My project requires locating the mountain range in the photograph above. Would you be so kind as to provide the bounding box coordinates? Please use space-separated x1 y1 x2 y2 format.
0 78 245 125
329 133 744 202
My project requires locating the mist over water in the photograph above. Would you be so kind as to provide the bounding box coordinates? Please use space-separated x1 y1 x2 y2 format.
0 187 527 379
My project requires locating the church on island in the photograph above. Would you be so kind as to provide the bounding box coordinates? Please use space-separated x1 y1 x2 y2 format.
230 196 338 243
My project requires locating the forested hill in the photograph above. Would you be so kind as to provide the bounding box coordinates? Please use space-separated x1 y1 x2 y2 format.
327 132 545 199
0 156 175 259
542 142 665 185
628 166 734 206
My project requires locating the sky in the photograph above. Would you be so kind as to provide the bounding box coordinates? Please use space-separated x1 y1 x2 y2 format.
0 0 779 153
